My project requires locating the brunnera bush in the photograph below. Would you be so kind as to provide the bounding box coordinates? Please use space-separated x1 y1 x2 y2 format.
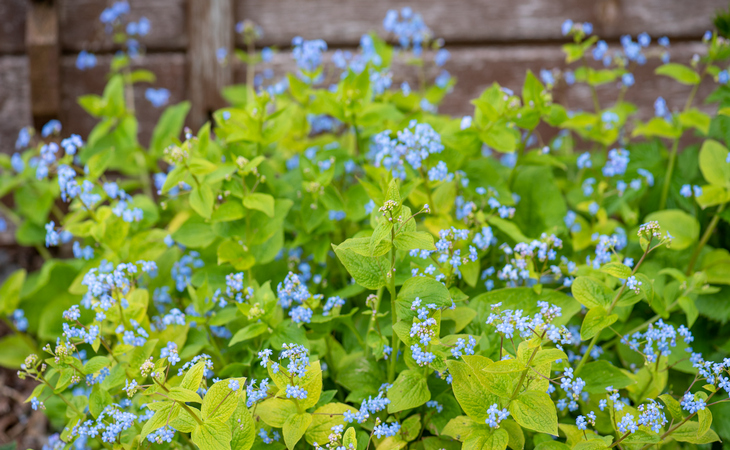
2 4 730 450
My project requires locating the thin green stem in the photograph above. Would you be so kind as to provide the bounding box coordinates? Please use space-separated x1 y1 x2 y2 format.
576 241 652 373
387 227 399 383
686 201 727 275
659 138 679 210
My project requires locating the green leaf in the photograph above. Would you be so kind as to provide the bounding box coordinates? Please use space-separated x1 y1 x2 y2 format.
580 306 618 340
202 378 244 422
393 231 436 252
534 442 571 450
343 428 357 449
0 269 26 315
446 360 496 421
229 322 269 346
256 397 298 428
387 369 431 413
83 356 110 375
632 117 681 139
141 402 178 440
576 360 635 394
192 418 232 450
655 63 701 85
89 387 112 418
659 394 684 421
181 359 206 391
396 276 451 320
189 157 219 176
644 209 699 251
679 109 711 134
508 391 557 435
698 406 712 437
230 399 256 450
599 262 631 279
531 349 568 366
0 334 36 369
298 361 323 409
369 220 393 256
571 277 613 309
243 193 275 218
699 139 730 188
190 184 215 219
162 165 188 193
671 421 720 444
283 413 312 449
332 244 388 289
150 101 191 156
305 403 357 446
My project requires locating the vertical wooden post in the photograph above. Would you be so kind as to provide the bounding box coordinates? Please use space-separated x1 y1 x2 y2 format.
188 0 234 128
26 0 60 130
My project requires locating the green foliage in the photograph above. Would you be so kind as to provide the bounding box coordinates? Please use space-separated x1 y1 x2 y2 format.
3 11 730 450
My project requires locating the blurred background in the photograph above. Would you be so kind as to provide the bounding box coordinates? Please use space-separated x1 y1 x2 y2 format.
1 0 727 149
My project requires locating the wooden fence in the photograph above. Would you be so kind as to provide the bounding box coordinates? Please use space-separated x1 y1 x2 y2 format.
0 0 726 148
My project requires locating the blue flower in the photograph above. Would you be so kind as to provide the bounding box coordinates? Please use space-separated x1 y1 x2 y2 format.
41 120 61 137
145 88 170 108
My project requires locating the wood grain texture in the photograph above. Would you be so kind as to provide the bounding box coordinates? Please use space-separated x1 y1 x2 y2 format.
26 1 61 127
0 0 26 54
188 0 234 127
59 53 188 145
237 0 726 47
0 57 32 151
57 0 188 52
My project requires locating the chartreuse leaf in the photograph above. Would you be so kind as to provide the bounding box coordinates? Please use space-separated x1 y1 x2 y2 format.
305 403 357 445
190 184 215 219
150 101 191 155
655 63 701 85
671 421 720 444
181 359 207 391
463 428 508 450
393 231 436 252
169 386 204 403
0 269 25 315
256 397 298 428
298 361 323 409
343 428 357 449
188 157 218 176
387 369 430 413
658 394 684 421
141 401 179 440
283 413 312 449
534 442 571 450
192 418 232 450
580 306 618 340
599 262 631 279
571 277 612 309
644 209 699 251
699 139 730 188
446 360 496 422
202 377 245 422
243 192 275 218
509 391 557 435
230 398 256 450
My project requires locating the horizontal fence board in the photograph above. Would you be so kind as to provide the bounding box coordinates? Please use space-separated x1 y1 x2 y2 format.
59 53 188 146
0 41 716 154
58 0 188 52
0 57 32 149
237 0 725 47
0 0 26 54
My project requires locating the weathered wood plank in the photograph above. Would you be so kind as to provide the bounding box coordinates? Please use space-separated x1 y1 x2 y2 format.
26 1 61 129
0 57 32 151
236 0 725 47
188 0 234 127
59 53 188 145
0 0 26 54
57 0 188 52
